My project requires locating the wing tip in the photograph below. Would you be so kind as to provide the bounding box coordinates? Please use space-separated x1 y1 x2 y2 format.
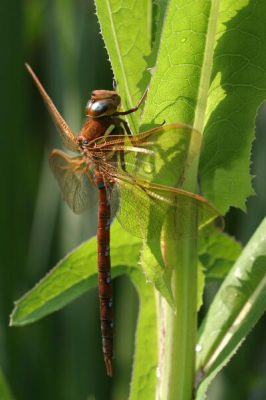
25 62 34 77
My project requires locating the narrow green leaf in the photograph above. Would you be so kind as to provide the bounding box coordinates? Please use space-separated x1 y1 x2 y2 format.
10 222 142 325
94 0 152 132
195 218 266 399
197 261 206 311
129 271 158 400
11 221 158 397
0 368 15 400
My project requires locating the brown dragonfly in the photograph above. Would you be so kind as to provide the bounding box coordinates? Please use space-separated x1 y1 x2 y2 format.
26 64 222 377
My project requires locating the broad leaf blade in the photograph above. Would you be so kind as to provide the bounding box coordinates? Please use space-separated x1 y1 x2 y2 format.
94 0 151 132
146 0 168 70
195 218 266 399
137 0 221 313
141 0 218 134
141 0 266 217
199 0 266 213
199 232 242 281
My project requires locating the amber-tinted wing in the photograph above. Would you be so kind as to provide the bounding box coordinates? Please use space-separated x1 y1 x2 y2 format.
90 123 201 187
110 176 223 241
26 64 79 152
90 123 222 240
26 66 220 241
50 149 98 213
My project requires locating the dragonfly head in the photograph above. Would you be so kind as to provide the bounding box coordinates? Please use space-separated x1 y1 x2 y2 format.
76 136 89 149
85 90 121 118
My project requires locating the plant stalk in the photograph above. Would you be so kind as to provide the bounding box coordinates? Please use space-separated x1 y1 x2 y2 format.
158 134 200 399
159 237 198 400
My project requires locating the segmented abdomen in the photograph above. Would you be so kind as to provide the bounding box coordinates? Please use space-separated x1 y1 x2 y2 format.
95 171 114 377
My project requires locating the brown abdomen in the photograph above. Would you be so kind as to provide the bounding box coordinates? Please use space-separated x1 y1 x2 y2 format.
95 170 114 377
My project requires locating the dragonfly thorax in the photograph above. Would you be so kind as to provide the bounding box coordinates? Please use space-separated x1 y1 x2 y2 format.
77 114 124 149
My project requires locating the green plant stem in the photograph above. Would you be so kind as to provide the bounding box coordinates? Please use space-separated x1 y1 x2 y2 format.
158 128 201 399
160 237 197 400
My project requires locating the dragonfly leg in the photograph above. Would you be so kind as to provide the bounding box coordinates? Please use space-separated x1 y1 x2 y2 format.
197 173 203 195
176 166 186 187
119 118 133 138
114 86 149 116
119 150 126 171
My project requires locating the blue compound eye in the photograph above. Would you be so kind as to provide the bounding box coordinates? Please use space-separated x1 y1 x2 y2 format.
83 140 89 145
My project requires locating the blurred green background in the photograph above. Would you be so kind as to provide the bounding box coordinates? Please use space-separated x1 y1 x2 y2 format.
0 1 265 399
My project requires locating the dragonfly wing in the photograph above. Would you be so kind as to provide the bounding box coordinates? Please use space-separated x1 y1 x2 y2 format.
129 124 201 186
26 64 79 153
110 179 166 240
50 149 98 213
95 124 202 187
144 183 224 239
111 177 223 241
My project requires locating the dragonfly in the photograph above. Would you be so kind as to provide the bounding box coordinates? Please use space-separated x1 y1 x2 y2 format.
26 64 222 377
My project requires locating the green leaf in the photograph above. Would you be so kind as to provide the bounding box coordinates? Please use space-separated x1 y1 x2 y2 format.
141 0 218 133
94 0 152 132
146 0 168 70
195 218 266 399
0 368 15 400
140 242 175 309
129 270 158 400
139 232 237 316
199 0 266 213
11 222 142 325
138 1 221 397
199 232 242 281
197 261 206 311
136 1 266 397
11 221 158 397
141 0 266 217
140 243 206 312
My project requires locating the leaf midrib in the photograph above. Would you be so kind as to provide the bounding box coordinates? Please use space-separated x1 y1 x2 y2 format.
105 0 134 110
194 0 220 134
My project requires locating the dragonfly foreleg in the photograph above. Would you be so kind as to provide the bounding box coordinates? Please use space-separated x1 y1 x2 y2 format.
114 85 149 116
